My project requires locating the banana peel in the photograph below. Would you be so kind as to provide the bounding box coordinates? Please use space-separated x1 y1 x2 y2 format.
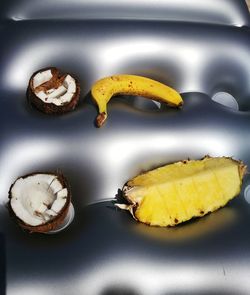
91 75 183 127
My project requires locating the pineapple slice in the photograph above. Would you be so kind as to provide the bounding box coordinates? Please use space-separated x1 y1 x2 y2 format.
118 157 246 227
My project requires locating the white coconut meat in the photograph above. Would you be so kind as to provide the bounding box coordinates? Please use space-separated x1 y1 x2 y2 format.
32 70 77 106
32 69 53 88
10 174 68 226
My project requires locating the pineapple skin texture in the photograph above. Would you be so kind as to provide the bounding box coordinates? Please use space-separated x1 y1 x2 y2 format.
91 75 183 127
123 157 246 227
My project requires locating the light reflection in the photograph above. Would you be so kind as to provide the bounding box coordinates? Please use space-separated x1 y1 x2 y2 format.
8 0 247 26
72 254 250 294
46 202 75 234
99 39 163 68
10 285 55 295
97 38 206 93
98 38 204 70
98 131 234 200
11 16 24 21
4 21 248 95
103 131 233 169
4 42 59 91
244 185 250 205
0 130 238 206
4 39 94 91
212 92 239 110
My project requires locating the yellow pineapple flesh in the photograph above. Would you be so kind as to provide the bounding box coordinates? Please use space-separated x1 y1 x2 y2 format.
120 157 246 227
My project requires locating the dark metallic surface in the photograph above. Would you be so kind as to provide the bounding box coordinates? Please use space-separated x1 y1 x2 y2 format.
0 1 250 294
0 0 249 26
0 234 5 295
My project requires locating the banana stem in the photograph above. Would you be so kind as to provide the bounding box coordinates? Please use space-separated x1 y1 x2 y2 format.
96 112 107 128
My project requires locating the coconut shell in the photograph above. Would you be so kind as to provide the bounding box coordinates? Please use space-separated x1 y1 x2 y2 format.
27 67 80 114
8 172 71 233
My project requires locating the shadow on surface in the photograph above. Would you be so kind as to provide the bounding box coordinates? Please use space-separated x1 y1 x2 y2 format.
101 285 141 295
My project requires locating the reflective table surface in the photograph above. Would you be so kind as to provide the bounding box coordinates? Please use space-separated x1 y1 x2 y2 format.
0 1 250 294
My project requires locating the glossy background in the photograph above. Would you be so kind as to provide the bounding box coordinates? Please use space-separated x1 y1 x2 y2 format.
0 1 250 294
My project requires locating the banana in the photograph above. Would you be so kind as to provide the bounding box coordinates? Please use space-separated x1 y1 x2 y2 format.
91 75 183 127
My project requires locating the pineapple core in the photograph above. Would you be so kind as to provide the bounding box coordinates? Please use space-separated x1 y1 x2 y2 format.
121 157 246 227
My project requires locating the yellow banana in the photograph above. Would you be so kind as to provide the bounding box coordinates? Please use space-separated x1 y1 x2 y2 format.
91 75 183 127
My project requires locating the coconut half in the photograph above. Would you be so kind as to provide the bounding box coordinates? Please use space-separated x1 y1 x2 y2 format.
8 172 71 233
27 67 80 114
